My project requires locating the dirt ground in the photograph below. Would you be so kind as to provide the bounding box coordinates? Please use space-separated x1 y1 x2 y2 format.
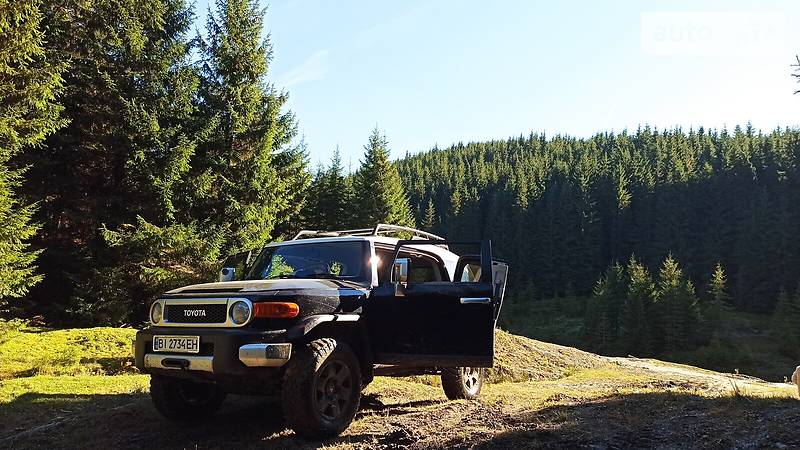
2 355 797 450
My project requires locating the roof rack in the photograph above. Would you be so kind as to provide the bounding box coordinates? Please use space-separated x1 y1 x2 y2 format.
292 224 446 242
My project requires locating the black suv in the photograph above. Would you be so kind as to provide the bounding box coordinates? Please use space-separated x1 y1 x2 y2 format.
134 224 508 438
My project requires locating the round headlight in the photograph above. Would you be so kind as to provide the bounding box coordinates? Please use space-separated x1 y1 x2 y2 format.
150 301 163 324
230 301 251 325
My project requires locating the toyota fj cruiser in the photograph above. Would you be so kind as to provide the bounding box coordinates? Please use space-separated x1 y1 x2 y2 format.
134 224 508 438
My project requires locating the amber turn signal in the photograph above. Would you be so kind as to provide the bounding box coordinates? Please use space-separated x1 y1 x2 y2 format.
253 302 300 318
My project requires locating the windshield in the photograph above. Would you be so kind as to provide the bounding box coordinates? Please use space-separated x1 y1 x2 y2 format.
246 241 370 282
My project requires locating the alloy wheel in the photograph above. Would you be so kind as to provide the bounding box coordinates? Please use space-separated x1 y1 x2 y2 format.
313 360 354 420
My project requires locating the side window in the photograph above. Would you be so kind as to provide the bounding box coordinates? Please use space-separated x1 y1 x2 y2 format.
458 263 482 282
375 246 446 283
407 255 436 283
406 253 445 283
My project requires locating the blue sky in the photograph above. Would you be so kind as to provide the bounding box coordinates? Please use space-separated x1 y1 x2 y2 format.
196 0 800 167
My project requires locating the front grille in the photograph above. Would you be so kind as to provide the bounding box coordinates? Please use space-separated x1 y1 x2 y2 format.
165 303 228 323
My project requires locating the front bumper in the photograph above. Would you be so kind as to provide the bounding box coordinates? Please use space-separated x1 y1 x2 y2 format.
135 327 291 377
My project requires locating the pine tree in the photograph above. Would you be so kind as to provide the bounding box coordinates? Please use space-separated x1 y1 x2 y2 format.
655 255 699 353
701 262 729 338
0 0 65 302
304 164 327 230
622 256 654 355
19 0 208 324
193 0 306 253
708 262 730 304
422 198 437 230
305 148 353 230
352 127 415 228
584 263 626 354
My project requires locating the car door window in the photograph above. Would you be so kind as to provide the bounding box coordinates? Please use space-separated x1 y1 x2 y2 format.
458 263 482 282
375 247 446 284
407 254 441 283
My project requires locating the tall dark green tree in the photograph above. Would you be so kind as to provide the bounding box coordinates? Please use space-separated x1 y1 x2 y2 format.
621 256 654 355
19 0 207 324
584 263 626 354
655 256 699 353
708 263 730 305
422 198 437 230
305 148 353 230
700 262 728 338
16 0 308 325
194 0 308 253
0 0 65 303
352 128 414 228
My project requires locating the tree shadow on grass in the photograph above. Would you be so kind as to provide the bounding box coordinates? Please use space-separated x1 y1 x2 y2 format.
4 387 798 450
0 390 441 450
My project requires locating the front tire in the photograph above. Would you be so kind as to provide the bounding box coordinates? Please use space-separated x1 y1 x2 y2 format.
149 374 226 420
441 366 485 400
281 338 362 439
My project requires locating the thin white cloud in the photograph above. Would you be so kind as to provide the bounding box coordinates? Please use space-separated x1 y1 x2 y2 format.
275 49 330 88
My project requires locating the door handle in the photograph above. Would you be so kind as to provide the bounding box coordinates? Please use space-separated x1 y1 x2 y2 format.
460 297 491 304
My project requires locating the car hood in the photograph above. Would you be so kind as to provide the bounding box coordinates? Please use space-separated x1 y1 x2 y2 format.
166 278 369 295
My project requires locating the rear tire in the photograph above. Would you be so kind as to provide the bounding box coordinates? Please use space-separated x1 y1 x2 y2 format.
441 367 485 400
149 374 226 420
281 338 361 439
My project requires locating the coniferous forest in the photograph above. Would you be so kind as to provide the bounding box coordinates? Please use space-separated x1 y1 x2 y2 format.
394 128 800 363
3 0 800 375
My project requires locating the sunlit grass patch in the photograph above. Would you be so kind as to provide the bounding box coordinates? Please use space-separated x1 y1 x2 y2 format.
0 374 149 405
0 322 136 379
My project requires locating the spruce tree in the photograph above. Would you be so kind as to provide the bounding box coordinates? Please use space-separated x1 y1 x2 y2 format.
622 256 654 355
19 0 254 324
193 0 307 253
655 255 699 353
701 262 729 338
304 165 327 230
584 263 626 354
352 127 414 228
0 0 65 302
422 198 437 231
305 148 353 230
708 262 730 304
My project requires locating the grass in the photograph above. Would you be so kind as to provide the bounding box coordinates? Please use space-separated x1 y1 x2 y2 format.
0 321 147 439
0 374 149 405
0 320 137 379
1 320 798 448
499 297 798 381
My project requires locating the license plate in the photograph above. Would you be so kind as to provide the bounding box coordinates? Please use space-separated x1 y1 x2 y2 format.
153 335 200 354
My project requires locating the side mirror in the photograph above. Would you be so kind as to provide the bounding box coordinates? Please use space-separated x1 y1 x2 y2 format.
219 267 236 282
392 258 410 284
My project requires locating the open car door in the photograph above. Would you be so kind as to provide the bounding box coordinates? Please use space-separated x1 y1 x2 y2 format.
367 240 508 368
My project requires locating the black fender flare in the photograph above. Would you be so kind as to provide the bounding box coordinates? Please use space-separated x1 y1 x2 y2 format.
285 314 362 340
285 314 374 383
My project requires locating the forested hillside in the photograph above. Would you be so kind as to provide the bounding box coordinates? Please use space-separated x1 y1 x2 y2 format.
397 127 800 314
